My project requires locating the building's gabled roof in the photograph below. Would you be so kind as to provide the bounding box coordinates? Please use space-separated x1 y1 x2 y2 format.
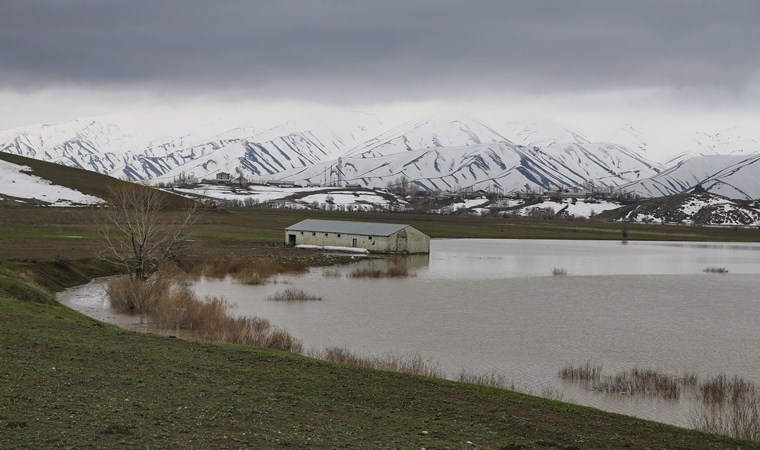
286 219 409 236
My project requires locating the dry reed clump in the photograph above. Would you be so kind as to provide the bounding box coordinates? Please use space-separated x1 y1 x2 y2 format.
456 369 514 390
317 346 442 378
594 368 681 399
704 267 729 274
105 276 303 353
558 362 760 440
552 267 567 276
559 363 682 399
541 386 565 401
106 276 170 318
267 288 322 302
691 375 760 441
558 361 602 382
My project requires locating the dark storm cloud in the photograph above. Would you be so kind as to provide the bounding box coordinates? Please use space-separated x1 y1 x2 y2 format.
1 0 759 102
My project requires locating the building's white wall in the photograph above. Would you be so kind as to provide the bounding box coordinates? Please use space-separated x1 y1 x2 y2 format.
284 226 430 254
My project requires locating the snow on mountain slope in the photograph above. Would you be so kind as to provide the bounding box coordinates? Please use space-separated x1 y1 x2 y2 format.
501 118 662 187
0 159 104 205
0 119 142 175
256 110 383 160
344 113 508 159
0 111 384 182
502 117 591 147
600 191 760 225
623 154 760 199
276 141 651 193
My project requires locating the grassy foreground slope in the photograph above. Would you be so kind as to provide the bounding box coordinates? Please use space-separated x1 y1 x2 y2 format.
0 261 757 449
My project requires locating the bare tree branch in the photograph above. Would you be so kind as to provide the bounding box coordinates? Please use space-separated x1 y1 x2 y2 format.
95 183 199 280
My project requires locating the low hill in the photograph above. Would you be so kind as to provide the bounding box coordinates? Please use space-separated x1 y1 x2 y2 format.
599 190 760 226
0 152 188 208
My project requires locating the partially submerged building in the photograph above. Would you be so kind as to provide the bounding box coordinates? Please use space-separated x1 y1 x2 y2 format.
285 219 430 254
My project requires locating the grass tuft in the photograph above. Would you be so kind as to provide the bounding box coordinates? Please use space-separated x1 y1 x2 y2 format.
267 288 322 302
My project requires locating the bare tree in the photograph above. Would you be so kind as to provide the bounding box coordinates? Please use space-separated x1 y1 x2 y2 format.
97 183 198 280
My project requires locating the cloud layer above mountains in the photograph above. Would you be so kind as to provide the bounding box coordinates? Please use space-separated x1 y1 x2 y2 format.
1 1 759 132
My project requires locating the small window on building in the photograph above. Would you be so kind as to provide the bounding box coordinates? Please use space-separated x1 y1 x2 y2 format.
300 232 304 235
337 234 341 238
312 232 316 236
368 236 373 240
325 233 328 237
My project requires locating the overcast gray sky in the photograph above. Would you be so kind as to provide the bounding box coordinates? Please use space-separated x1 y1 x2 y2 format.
1 0 759 137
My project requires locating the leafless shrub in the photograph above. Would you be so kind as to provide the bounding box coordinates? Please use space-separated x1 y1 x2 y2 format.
552 267 567 276
703 267 728 274
558 361 602 382
267 288 322 302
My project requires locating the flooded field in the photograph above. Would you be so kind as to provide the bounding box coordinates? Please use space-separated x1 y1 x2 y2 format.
60 239 760 427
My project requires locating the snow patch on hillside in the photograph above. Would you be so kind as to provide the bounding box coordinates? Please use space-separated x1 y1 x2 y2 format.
0 160 104 205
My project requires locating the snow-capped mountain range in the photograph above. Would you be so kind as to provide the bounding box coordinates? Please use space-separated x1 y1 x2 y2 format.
1 112 760 199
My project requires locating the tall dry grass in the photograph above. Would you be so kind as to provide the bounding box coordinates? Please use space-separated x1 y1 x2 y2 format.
691 375 760 440
456 369 514 390
594 368 681 399
105 275 302 353
559 361 760 441
558 361 602 382
267 288 322 302
316 346 443 378
106 276 170 319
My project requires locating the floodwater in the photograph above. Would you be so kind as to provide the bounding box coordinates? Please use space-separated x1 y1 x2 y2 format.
60 239 760 428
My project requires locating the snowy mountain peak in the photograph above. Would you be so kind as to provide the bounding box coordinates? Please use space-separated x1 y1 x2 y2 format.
344 112 509 159
502 117 591 147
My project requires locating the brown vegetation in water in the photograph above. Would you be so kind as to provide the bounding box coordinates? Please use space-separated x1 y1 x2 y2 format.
559 361 760 440
183 256 310 285
105 275 302 352
315 346 442 378
558 361 602 382
703 266 729 274
267 288 322 302
692 374 760 441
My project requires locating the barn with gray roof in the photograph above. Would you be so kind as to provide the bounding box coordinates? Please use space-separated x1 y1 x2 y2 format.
285 219 430 254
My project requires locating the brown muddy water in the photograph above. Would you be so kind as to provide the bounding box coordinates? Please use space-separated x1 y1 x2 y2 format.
59 239 760 428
